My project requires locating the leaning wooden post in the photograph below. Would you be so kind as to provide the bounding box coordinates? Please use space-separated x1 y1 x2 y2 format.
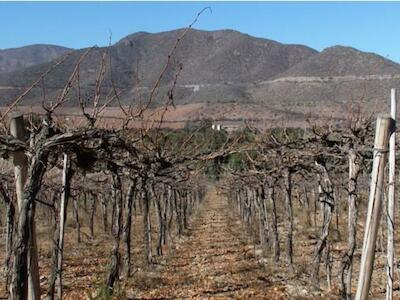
386 88 396 300
10 112 41 300
355 116 391 300
10 112 28 209
57 153 70 299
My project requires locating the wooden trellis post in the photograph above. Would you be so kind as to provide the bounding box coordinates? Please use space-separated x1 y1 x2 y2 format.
57 153 70 299
10 112 41 300
355 116 391 300
10 112 28 209
386 88 396 300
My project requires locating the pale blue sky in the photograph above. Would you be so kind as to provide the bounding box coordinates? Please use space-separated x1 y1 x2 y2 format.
1 2 400 62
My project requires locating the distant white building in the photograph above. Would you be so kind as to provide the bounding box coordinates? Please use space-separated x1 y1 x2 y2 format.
211 123 222 131
212 121 242 133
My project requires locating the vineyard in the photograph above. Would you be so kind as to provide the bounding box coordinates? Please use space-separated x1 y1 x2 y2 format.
0 20 399 300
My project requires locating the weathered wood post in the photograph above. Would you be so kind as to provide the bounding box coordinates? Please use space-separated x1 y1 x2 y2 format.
340 146 361 300
283 167 294 271
123 178 136 277
57 153 70 299
355 116 391 300
106 171 123 291
386 88 396 300
10 111 41 300
10 112 28 209
0 182 15 292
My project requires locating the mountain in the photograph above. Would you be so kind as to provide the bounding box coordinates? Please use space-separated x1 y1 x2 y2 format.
0 44 71 73
0 28 400 126
277 45 400 77
0 28 317 86
0 28 318 105
248 44 400 127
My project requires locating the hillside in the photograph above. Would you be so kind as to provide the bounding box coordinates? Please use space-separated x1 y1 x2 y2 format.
0 44 71 73
277 45 400 77
1 28 400 124
0 28 317 86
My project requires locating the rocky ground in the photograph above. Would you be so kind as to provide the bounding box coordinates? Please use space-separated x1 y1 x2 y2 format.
1 187 400 299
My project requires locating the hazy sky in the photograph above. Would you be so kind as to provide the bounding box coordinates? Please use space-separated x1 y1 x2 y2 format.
1 1 400 62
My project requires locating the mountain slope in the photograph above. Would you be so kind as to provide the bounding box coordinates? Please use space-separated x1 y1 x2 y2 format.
0 44 71 73
0 28 317 86
277 45 400 78
1 28 400 121
112 28 318 85
0 28 318 106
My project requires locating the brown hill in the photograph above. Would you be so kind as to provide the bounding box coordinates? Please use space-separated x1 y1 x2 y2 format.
249 46 400 122
0 44 71 73
112 28 318 85
277 45 400 77
0 28 317 106
1 29 400 125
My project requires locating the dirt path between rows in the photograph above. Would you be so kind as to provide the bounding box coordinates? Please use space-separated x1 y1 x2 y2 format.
128 187 287 299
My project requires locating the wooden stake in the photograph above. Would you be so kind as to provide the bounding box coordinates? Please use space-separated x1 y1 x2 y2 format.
355 116 391 300
10 112 41 300
57 153 70 299
387 89 396 300
10 111 28 210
